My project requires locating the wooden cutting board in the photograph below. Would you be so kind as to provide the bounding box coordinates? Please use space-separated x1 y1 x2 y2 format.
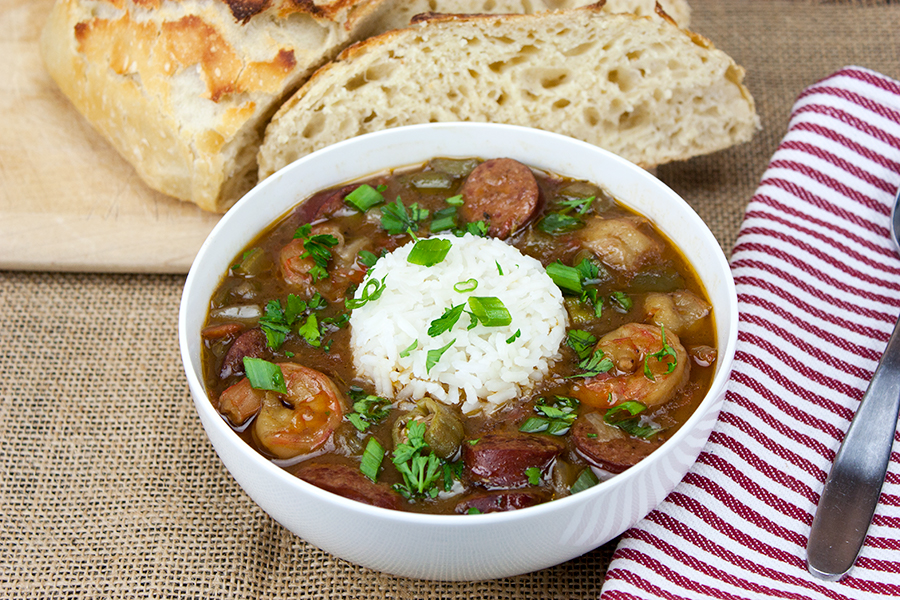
0 0 220 274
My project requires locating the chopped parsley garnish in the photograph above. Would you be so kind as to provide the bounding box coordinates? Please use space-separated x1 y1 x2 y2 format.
466 296 511 327
610 291 633 312
570 468 599 494
559 195 595 215
519 396 579 435
428 304 466 337
296 314 321 347
407 237 452 266
360 437 385 482
604 401 660 438
345 275 387 310
400 339 418 358
464 221 489 237
537 195 595 234
426 338 455 373
525 467 542 486
538 212 583 234
572 350 615 379
242 357 286 394
258 293 326 350
292 224 340 282
644 324 677 381
357 250 380 268
381 198 428 235
344 184 385 212
565 330 614 378
566 329 597 360
467 507 482 515
392 420 444 498
346 388 393 432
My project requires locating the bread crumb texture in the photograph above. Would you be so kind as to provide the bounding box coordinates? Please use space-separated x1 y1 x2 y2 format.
259 6 758 179
40 0 385 212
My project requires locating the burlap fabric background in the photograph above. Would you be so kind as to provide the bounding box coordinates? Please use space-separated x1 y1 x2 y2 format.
2 1 899 597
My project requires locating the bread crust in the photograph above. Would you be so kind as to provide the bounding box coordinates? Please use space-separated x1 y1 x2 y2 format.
40 0 387 212
258 6 758 180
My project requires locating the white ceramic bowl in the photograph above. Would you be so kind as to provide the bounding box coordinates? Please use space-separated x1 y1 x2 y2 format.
179 123 737 581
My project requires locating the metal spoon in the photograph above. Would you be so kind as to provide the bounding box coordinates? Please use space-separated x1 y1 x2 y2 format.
806 185 900 581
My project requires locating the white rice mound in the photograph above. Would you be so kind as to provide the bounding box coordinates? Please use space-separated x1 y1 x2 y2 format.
349 233 568 415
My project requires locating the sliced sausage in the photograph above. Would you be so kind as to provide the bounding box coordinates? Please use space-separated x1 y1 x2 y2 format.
292 183 356 224
463 433 563 489
455 489 550 514
459 158 540 239
219 328 267 379
571 417 662 474
296 463 403 510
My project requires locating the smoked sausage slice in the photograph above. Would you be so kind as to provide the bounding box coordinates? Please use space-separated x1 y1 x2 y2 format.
459 158 539 239
455 489 550 514
463 432 563 489
571 417 662 474
296 463 403 510
219 328 267 379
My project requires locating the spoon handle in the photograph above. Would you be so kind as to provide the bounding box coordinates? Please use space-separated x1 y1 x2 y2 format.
806 314 900 581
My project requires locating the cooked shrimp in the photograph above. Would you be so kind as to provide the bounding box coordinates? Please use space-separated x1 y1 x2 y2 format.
253 363 346 459
219 363 345 458
572 322 689 409
578 216 662 271
279 224 365 301
643 290 711 340
280 224 344 293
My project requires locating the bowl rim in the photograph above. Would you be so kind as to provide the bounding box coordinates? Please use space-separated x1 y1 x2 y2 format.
179 121 738 527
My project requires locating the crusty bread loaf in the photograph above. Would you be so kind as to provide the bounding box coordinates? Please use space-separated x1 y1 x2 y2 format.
369 0 691 32
40 0 387 213
258 6 758 180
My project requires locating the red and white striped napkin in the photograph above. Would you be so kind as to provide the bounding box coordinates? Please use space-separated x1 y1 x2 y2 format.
600 66 900 599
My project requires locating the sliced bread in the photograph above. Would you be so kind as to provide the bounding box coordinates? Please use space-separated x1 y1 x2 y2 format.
369 0 691 32
258 6 758 179
40 0 388 213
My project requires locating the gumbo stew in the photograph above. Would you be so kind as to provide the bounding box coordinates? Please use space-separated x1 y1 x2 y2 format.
201 157 717 514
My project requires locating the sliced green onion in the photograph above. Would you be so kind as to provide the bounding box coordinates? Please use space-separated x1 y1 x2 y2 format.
466 297 511 327
506 329 521 344
454 278 478 293
570 468 599 494
408 238 452 267
426 338 455 373
546 261 582 294
445 194 464 206
496 261 504 275
242 357 286 394
344 184 384 212
360 437 385 482
430 207 458 233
